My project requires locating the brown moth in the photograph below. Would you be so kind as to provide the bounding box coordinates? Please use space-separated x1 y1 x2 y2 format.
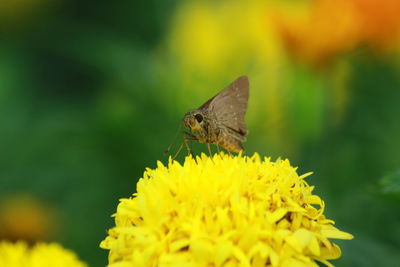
182 75 249 153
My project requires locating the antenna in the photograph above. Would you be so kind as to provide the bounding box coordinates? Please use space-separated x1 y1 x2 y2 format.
164 124 183 155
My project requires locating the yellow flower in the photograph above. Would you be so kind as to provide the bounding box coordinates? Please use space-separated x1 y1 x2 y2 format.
0 241 87 267
101 153 353 267
157 0 286 112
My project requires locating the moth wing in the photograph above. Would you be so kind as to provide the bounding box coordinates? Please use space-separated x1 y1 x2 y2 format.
207 76 249 139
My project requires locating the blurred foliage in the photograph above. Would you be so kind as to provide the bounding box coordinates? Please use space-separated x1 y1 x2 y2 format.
0 0 400 266
380 169 400 199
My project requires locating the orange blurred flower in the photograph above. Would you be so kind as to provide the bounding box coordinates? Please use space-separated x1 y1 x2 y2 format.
354 0 400 49
275 0 400 64
0 195 57 243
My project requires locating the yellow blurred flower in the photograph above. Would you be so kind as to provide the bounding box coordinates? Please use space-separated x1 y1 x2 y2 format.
158 0 286 106
0 241 87 267
167 1 283 76
101 153 353 267
156 0 354 155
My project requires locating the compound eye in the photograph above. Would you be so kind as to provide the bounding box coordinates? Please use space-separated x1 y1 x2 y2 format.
194 113 203 123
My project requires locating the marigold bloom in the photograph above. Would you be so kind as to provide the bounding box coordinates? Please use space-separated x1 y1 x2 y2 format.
101 153 353 266
0 241 87 267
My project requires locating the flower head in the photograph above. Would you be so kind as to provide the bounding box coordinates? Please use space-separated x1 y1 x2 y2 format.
0 241 87 267
101 153 353 266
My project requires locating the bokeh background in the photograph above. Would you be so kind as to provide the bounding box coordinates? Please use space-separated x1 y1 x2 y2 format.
1 0 400 266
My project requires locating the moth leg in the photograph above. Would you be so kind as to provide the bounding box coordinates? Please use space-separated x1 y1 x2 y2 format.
171 132 197 160
207 143 212 157
185 138 193 156
182 131 197 157
215 144 224 160
172 139 185 160
172 137 194 160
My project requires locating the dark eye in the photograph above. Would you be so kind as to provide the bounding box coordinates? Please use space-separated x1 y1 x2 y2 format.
194 113 203 123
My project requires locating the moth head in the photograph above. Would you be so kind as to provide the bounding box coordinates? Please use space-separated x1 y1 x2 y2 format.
183 110 204 131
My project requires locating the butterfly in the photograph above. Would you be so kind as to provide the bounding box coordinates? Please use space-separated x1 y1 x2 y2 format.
180 75 249 156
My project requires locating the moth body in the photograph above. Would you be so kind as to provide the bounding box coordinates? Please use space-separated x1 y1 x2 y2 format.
182 76 249 153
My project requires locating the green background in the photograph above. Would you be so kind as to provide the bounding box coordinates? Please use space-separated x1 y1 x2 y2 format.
1 0 399 266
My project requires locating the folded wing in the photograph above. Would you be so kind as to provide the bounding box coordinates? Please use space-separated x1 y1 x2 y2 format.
207 76 249 141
